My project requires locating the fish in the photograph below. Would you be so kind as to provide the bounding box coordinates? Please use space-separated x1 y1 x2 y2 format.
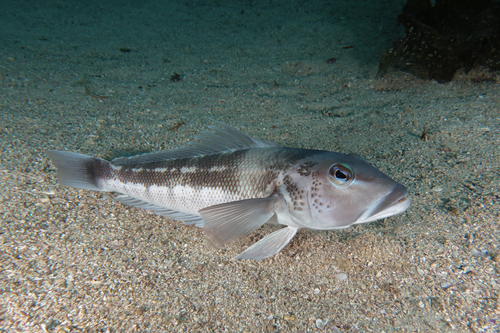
48 122 410 260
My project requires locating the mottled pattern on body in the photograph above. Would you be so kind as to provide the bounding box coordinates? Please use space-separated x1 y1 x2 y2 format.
100 148 312 216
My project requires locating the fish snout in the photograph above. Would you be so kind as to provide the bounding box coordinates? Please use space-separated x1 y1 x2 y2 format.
355 183 410 224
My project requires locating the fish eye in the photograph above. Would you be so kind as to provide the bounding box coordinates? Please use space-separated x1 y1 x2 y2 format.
328 163 354 186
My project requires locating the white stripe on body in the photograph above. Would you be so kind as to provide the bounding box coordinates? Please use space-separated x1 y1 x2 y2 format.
100 178 245 216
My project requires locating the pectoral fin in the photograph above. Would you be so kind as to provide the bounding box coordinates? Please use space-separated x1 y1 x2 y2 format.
236 226 298 260
200 195 280 248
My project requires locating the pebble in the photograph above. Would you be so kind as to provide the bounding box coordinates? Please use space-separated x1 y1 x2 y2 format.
441 282 452 290
471 248 481 256
335 273 347 281
316 319 328 330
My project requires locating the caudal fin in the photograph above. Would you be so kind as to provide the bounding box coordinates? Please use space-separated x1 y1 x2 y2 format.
47 151 111 191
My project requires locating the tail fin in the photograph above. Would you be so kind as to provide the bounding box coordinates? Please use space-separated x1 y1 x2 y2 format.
47 151 111 191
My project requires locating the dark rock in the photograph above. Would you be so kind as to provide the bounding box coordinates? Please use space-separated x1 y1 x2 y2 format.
379 0 500 82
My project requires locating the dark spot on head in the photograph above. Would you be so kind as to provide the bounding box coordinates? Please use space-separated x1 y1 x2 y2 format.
297 161 317 176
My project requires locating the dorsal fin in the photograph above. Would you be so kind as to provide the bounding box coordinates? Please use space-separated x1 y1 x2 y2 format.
112 122 281 165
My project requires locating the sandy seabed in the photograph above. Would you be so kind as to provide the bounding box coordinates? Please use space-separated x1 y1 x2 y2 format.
1 0 499 332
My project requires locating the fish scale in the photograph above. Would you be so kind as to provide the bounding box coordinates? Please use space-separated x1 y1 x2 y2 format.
48 122 410 260
105 148 297 215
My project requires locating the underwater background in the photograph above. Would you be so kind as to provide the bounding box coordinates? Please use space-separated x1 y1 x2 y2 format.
1 0 499 331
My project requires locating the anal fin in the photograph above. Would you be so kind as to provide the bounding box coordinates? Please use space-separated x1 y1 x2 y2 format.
236 226 298 260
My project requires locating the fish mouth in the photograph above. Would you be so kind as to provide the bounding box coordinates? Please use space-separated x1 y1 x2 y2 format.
355 184 410 224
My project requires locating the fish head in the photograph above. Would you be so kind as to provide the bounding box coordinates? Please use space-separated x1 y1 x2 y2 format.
286 152 410 229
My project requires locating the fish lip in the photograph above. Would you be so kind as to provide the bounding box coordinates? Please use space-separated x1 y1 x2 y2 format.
355 184 410 224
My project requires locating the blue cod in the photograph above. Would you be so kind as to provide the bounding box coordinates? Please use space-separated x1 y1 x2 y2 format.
48 123 410 260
